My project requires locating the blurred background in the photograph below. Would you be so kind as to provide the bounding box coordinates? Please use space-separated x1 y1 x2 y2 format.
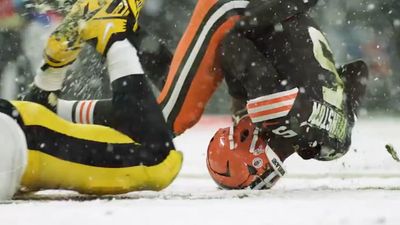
0 0 399 114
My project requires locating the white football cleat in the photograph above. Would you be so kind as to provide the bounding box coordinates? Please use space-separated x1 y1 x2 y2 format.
0 112 27 200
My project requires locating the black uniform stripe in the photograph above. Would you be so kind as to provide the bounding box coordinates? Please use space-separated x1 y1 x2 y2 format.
71 101 79 123
25 125 168 168
0 100 25 127
92 16 127 20
106 0 122 13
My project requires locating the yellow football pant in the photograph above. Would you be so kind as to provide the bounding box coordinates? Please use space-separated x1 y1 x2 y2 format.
12 101 183 195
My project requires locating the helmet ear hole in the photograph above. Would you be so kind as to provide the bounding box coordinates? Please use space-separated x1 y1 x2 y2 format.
247 165 257 175
240 129 250 142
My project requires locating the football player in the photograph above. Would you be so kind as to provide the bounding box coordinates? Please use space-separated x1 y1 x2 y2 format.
206 3 368 189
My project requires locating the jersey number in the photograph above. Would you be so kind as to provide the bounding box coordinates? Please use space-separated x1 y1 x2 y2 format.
272 126 297 138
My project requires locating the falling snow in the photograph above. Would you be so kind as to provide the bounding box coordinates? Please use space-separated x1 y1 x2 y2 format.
0 0 399 224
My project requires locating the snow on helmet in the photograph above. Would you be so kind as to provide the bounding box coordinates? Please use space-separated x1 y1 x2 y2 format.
206 116 285 190
0 112 27 200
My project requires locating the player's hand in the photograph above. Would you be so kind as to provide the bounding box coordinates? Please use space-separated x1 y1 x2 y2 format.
18 84 59 112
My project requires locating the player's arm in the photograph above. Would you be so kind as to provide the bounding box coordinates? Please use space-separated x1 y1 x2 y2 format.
104 38 175 152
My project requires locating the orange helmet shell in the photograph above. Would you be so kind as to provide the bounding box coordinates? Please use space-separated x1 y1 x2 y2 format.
207 116 284 190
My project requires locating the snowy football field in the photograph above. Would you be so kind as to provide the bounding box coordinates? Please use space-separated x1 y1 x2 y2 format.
1 115 400 225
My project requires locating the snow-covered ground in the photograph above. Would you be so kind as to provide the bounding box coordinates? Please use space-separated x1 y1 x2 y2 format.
1 116 400 225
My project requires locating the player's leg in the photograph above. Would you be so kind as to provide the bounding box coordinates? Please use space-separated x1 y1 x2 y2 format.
57 39 175 163
53 0 248 136
52 41 174 158
156 0 249 135
219 28 282 100
23 37 182 192
0 100 182 195
57 0 250 136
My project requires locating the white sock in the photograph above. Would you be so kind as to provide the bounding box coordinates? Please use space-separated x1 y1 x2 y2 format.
57 99 98 124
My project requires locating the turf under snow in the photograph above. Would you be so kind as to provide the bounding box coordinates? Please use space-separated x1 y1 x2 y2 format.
1 115 400 225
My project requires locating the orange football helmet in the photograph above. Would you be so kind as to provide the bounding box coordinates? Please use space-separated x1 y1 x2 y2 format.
206 116 286 190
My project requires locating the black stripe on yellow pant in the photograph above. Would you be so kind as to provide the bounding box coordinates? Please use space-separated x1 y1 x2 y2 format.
24 125 167 167
14 101 171 167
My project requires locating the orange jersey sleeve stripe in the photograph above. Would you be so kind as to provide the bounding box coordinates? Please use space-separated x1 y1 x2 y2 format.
249 105 293 118
247 93 298 109
86 100 94 124
79 101 86 124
